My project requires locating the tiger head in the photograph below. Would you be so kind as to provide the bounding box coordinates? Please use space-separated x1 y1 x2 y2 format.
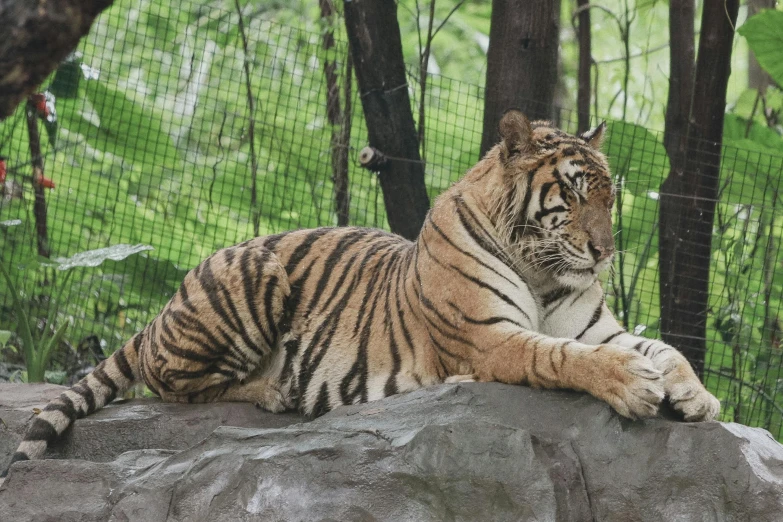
482 110 615 289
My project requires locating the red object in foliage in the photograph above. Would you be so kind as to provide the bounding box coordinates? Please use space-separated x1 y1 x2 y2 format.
33 171 55 189
40 176 55 189
30 93 49 119
0 157 6 184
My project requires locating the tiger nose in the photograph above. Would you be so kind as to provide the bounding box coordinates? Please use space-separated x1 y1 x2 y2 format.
588 241 614 261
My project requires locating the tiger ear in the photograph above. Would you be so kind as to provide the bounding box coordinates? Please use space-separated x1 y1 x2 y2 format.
580 121 607 149
499 109 534 157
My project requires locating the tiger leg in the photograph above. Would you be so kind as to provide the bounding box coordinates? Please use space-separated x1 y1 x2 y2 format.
2 335 142 480
141 244 290 404
470 330 665 419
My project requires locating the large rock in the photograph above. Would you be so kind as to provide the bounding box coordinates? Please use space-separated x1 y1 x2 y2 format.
1 383 782 521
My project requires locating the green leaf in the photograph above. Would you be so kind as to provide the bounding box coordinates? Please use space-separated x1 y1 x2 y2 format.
0 330 12 348
720 115 783 205
38 319 71 376
55 244 154 271
739 10 783 87
604 121 670 196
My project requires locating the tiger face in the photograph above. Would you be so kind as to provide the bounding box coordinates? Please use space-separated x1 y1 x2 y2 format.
493 110 615 289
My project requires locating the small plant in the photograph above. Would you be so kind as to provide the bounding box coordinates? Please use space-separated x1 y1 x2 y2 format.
0 222 151 383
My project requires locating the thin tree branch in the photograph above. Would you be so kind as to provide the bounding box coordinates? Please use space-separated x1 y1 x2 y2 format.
233 0 260 236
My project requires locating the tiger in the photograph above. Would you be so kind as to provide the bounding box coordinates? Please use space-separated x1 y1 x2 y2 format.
1 110 720 482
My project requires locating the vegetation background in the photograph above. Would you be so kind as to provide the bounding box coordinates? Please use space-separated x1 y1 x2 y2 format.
1 0 783 437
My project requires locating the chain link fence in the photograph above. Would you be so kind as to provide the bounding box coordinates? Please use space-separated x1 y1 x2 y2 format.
1 1 782 438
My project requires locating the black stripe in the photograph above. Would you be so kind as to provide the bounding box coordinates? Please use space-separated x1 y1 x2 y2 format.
280 338 300 390
179 283 198 313
201 260 265 356
425 327 462 360
318 241 391 314
384 258 404 397
304 229 373 315
541 286 573 307
262 275 280 343
240 248 275 348
534 182 557 222
631 341 646 352
427 215 519 288
421 311 478 351
549 343 560 377
576 297 604 340
342 249 397 405
262 231 292 251
91 367 119 402
352 250 393 335
198 257 241 331
115 340 137 381
311 382 331 418
453 198 507 263
530 338 556 386
1 452 30 477
600 330 625 345
166 310 238 361
286 260 317 326
519 168 536 220
284 228 332 275
447 303 525 329
394 253 417 358
73 382 96 414
43 394 78 422
25 417 58 442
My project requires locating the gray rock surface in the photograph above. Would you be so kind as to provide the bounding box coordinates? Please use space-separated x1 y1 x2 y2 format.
1 382 782 521
0 383 304 471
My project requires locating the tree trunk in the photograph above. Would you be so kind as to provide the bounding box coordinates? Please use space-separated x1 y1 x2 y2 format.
343 0 430 240
662 0 695 161
320 0 352 226
576 0 591 133
25 98 50 258
480 0 561 158
0 0 114 120
747 0 776 91
659 0 695 353
658 0 739 377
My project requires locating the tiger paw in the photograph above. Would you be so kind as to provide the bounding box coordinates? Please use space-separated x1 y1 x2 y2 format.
254 387 288 413
667 378 720 422
591 346 665 420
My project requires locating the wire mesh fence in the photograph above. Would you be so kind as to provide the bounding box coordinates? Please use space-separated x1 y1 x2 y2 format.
1 1 782 438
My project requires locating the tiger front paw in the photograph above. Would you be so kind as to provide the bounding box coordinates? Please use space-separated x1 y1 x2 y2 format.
590 346 665 420
667 376 721 422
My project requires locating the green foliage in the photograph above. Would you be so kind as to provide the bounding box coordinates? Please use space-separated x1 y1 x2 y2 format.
0 241 151 382
739 9 783 87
